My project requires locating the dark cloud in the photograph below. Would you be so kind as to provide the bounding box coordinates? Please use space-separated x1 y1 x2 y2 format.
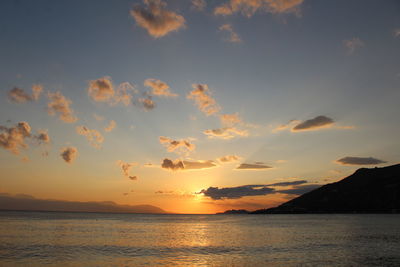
88 77 115 102
131 0 185 38
292 115 334 131
277 184 321 195
336 156 387 165
139 95 156 110
60 147 78 164
236 162 272 170
34 130 50 144
161 158 184 171
200 180 319 200
200 185 275 200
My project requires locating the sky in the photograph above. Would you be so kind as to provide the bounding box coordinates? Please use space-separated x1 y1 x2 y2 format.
0 0 399 214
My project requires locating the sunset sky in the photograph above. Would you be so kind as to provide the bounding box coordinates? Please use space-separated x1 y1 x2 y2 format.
1 0 399 214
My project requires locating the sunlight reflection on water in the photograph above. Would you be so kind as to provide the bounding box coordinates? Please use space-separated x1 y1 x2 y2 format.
0 212 400 266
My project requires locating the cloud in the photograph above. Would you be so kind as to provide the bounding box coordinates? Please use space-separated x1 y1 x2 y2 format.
343 38 364 54
191 0 206 11
144 78 178 97
161 158 217 171
161 158 184 171
32 85 43 100
8 85 43 103
0 122 31 154
214 0 304 17
139 95 156 110
220 113 241 126
187 84 220 116
200 185 275 200
93 114 105 121
203 127 248 139
114 82 137 106
117 160 138 180
60 147 78 164
394 29 400 38
219 24 242 43
217 155 241 163
267 180 307 186
159 136 195 153
88 77 115 102
335 156 387 165
292 115 334 131
76 126 104 148
47 91 78 123
200 180 318 200
34 130 50 144
272 119 299 132
277 184 321 195
104 120 116 132
183 160 217 170
130 0 185 38
236 162 272 170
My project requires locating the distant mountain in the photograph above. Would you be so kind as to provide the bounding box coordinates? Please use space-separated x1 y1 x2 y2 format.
0 194 166 214
252 164 400 214
217 209 250 214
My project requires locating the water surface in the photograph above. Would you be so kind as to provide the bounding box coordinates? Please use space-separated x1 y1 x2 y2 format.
1 212 400 266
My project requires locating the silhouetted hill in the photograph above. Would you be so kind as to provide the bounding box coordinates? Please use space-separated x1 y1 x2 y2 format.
252 164 400 214
0 194 166 214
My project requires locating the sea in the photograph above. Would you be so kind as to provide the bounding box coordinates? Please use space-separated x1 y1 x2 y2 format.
0 212 399 266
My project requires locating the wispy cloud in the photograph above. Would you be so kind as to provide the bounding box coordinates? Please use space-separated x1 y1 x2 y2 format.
220 113 242 126
394 28 400 38
343 37 364 54
335 156 387 165
187 84 220 116
159 136 195 154
203 127 248 139
139 95 156 110
217 155 241 163
47 91 78 123
131 0 185 38
8 85 43 103
144 78 178 97
191 0 206 11
219 24 242 43
236 162 272 170
76 126 104 148
214 0 304 17
117 160 138 180
104 120 116 132
60 147 78 164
